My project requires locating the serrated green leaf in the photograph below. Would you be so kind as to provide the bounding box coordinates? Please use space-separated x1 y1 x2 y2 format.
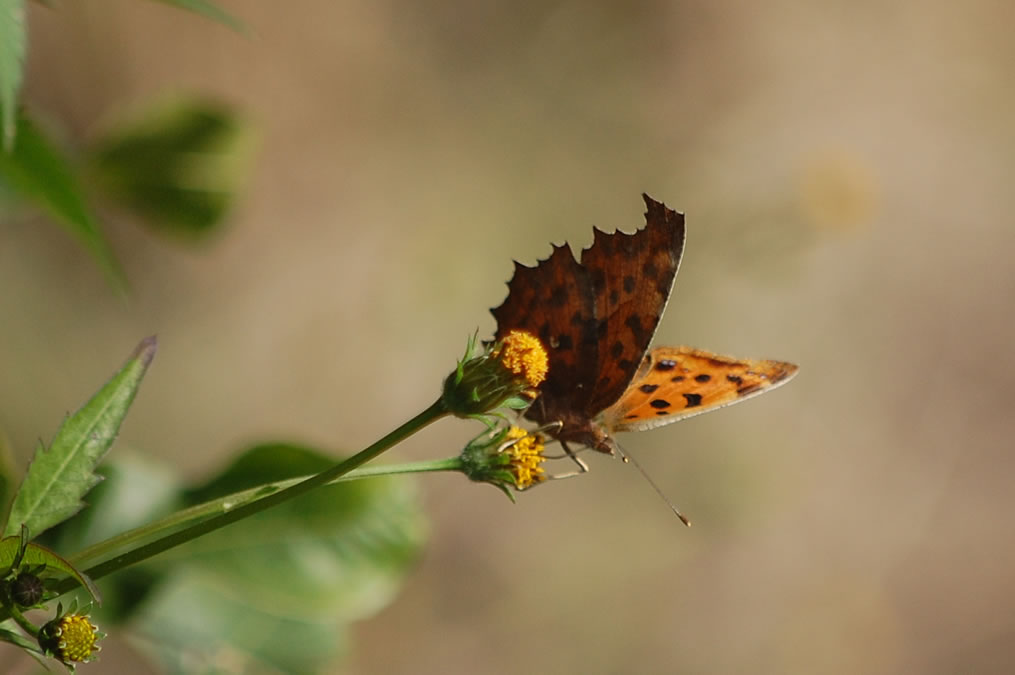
2 337 157 539
149 0 244 32
89 97 253 237
0 0 25 149
0 536 101 603
0 112 126 292
126 444 427 673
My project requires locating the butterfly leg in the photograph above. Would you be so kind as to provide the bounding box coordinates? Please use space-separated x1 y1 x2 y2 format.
544 440 590 480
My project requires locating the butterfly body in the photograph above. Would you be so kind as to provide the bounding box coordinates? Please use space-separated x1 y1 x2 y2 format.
492 194 797 455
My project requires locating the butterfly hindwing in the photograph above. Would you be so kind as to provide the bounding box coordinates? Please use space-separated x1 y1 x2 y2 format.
603 346 799 433
492 243 600 417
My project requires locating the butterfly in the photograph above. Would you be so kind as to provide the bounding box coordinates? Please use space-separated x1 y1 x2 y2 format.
491 193 798 458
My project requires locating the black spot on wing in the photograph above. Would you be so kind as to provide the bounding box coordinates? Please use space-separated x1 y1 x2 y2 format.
683 393 702 407
549 285 568 308
538 321 551 343
624 313 648 346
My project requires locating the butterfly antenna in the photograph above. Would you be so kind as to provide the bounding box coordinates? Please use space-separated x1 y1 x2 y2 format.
616 443 691 527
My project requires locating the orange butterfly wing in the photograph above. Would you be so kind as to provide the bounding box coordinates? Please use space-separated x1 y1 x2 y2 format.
602 346 799 433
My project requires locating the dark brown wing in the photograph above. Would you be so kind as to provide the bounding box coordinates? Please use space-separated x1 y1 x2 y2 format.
578 194 685 415
491 243 600 417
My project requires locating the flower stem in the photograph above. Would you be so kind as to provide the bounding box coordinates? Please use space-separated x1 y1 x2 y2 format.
4 601 39 638
67 455 465 571
51 398 449 597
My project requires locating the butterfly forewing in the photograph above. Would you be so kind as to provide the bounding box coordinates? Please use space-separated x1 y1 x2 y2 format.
579 195 685 416
603 346 799 432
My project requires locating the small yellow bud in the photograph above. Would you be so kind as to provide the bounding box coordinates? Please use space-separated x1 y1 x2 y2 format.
41 613 102 664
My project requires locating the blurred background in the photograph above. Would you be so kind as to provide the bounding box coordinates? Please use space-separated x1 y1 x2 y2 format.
2 0 1014 672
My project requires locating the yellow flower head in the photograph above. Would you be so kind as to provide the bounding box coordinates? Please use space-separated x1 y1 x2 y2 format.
460 425 549 497
41 613 102 664
503 426 547 489
493 330 548 388
442 332 549 418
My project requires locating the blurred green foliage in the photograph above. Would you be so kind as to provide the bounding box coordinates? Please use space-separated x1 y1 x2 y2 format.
1 338 427 672
0 0 249 293
90 98 254 239
0 112 126 291
0 4 424 671
48 445 426 673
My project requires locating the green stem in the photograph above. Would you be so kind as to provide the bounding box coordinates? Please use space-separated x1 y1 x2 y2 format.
67 455 464 570
5 601 39 638
51 398 449 597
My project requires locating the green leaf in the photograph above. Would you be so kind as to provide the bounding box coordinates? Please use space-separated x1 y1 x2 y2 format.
127 444 427 673
0 536 101 603
0 623 43 654
148 0 244 32
89 97 254 238
0 0 25 149
2 337 157 539
0 112 126 292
